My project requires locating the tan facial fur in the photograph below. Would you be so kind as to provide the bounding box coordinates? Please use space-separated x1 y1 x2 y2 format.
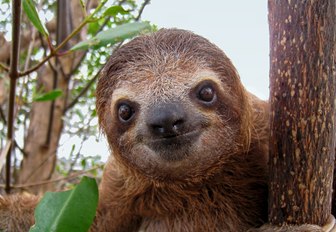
99 50 249 182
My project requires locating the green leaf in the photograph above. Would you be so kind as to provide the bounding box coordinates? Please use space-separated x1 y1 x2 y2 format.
70 38 100 51
33 89 63 102
91 109 97 117
22 0 49 36
88 21 100 35
103 5 129 17
75 109 84 120
71 22 151 51
81 158 87 169
30 176 98 232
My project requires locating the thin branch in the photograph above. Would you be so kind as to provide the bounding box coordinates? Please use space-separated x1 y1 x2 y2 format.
46 57 57 73
38 32 48 57
65 52 87 80
16 26 36 131
65 68 102 112
39 33 67 92
65 9 114 80
40 60 58 148
0 106 6 125
18 21 85 77
45 67 58 146
45 0 72 147
64 0 150 112
0 165 103 189
135 0 151 21
0 62 9 72
18 0 148 79
18 51 54 77
0 141 11 173
22 146 57 183
18 0 107 78
23 27 36 71
118 0 128 5
67 141 85 176
14 140 26 157
6 0 22 194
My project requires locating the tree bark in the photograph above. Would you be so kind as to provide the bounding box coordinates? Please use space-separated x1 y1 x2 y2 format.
17 65 66 193
268 0 336 226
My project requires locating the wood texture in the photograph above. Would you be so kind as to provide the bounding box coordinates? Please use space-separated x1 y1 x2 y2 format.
268 0 336 226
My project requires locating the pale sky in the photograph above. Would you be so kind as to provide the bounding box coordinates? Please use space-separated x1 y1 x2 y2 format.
141 0 270 100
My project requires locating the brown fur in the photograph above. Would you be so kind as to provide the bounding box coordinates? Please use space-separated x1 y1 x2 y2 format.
93 28 269 231
0 29 328 232
0 194 39 232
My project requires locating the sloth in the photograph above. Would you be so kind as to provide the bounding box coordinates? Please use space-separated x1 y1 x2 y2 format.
0 28 328 232
92 28 269 232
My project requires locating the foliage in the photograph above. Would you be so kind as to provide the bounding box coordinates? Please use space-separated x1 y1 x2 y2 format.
23 0 49 36
0 0 153 192
33 89 63 102
30 176 98 232
71 21 151 50
2 0 153 229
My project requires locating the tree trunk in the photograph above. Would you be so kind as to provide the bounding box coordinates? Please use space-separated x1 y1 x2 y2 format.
18 65 66 193
17 0 83 194
268 0 336 226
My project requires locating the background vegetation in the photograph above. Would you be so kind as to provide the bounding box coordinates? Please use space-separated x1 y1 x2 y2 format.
0 0 153 195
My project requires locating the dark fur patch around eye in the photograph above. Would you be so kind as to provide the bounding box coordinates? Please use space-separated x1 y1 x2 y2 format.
111 99 140 136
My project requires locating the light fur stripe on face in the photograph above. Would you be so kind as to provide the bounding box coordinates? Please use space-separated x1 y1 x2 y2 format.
110 68 226 108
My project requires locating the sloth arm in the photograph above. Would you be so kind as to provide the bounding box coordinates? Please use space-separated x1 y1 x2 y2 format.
90 158 142 232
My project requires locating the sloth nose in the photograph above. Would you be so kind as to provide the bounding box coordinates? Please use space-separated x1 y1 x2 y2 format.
147 103 187 138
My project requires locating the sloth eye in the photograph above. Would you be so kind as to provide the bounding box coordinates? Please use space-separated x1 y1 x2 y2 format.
198 85 215 102
118 103 134 122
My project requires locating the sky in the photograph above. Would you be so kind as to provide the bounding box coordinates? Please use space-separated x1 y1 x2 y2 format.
141 0 270 100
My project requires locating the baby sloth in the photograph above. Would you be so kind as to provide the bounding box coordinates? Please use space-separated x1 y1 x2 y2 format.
1 29 328 232
92 28 270 231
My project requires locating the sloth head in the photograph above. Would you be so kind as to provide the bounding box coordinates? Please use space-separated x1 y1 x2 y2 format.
96 29 252 182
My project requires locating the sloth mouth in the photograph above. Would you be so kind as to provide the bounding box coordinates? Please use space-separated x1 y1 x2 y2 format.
150 130 200 144
147 130 201 161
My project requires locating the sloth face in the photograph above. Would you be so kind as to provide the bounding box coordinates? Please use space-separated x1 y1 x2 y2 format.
102 68 246 181
97 29 250 181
